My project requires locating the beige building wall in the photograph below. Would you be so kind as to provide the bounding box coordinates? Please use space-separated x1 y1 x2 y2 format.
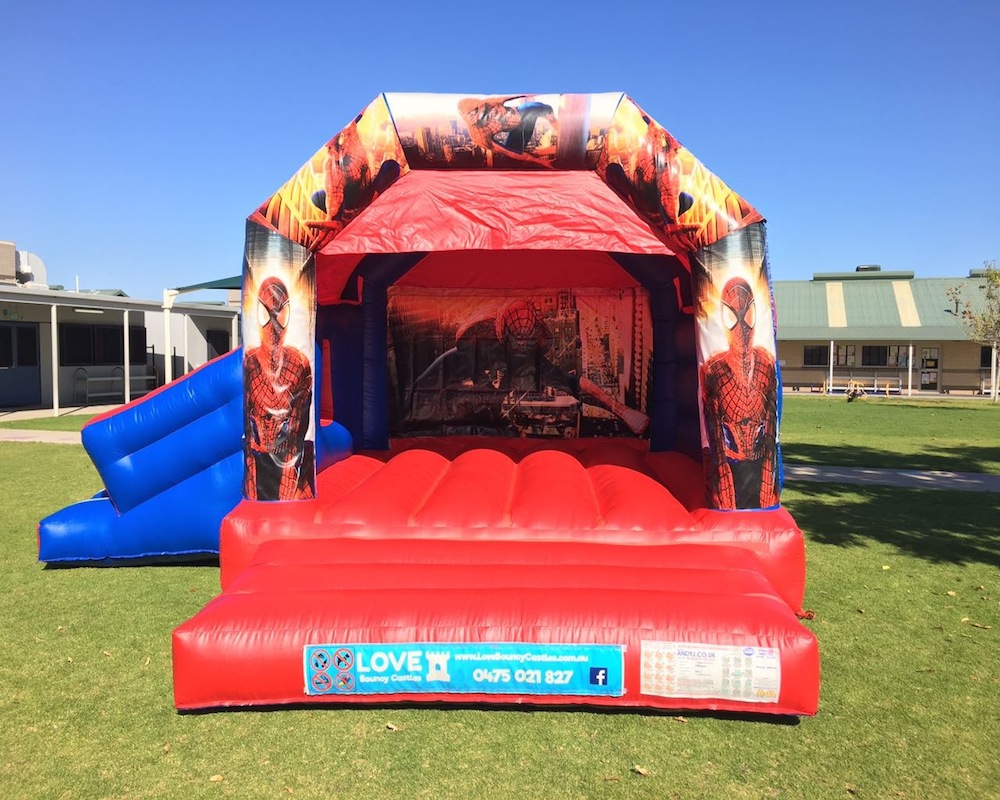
777 341 828 390
777 338 989 394
939 340 988 392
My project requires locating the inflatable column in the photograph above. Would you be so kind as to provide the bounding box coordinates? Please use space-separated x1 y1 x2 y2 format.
691 223 780 509
241 221 317 501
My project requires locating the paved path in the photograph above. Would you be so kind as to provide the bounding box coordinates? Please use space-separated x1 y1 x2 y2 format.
0 427 995 493
0 428 83 445
783 464 1000 493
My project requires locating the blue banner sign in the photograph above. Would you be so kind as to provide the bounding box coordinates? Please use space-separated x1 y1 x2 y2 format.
303 642 625 697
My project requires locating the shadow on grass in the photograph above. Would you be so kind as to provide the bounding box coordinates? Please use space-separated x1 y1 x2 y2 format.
782 442 1000 474
43 556 219 569
784 481 1000 567
179 700 801 725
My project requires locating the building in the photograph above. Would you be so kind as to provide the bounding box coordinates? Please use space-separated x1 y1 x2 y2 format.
0 240 240 411
774 265 995 396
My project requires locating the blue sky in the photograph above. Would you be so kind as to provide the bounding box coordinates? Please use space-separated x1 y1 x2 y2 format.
3 0 998 301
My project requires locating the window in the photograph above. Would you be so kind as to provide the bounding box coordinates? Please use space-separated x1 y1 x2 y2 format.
887 345 910 368
59 324 94 366
834 344 856 366
59 324 147 366
803 345 828 366
206 329 231 359
984 346 995 369
128 327 147 365
15 326 38 367
0 326 12 368
862 346 888 367
94 325 123 365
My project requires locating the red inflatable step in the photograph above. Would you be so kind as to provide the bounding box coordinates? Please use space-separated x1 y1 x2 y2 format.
174 540 818 715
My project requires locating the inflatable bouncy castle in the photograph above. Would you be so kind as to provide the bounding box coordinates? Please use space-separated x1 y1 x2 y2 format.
42 93 819 716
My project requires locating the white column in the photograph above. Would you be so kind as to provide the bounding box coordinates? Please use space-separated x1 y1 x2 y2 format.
50 304 60 416
182 314 189 375
231 311 239 351
827 340 835 395
163 306 172 383
162 289 178 383
907 344 914 397
123 309 131 404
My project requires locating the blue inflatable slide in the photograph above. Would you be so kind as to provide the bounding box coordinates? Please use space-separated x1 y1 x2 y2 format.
38 349 246 564
38 346 350 565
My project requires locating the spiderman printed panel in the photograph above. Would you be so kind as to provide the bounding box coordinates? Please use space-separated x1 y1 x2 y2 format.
596 96 763 254
385 92 622 171
242 222 317 501
387 287 652 438
249 94 406 252
692 223 780 510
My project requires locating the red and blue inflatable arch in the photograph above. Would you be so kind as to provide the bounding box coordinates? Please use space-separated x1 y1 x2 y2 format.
241 92 782 511
169 93 817 716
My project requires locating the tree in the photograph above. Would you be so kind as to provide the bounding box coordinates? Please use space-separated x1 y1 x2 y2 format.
952 260 1000 403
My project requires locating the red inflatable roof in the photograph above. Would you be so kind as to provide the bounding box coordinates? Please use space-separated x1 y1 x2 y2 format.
248 93 762 277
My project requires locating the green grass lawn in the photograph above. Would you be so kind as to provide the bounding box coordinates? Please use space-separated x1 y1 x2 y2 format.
1 422 998 798
781 395 1000 473
0 414 93 432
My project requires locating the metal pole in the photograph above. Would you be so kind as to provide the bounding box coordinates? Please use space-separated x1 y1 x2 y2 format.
50 304 60 416
828 340 834 394
162 289 178 383
182 313 189 375
123 309 131 404
907 343 914 397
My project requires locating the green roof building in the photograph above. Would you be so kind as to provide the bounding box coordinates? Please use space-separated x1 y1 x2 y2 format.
774 266 994 395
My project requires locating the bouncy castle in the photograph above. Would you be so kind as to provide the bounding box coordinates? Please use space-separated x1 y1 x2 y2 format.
40 93 819 716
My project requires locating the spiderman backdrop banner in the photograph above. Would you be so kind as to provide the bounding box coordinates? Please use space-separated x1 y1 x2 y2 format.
692 223 779 509
387 288 653 438
242 222 317 501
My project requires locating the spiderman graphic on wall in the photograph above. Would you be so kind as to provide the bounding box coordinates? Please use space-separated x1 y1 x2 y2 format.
599 114 696 235
308 117 401 234
700 277 778 509
243 276 315 501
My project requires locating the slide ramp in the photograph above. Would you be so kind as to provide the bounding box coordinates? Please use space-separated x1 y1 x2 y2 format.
38 349 244 564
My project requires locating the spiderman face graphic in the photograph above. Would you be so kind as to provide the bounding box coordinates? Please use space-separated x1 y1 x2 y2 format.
256 276 291 353
720 277 756 355
458 97 514 137
495 298 548 354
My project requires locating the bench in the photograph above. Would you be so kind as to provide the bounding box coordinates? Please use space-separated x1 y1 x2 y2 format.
941 385 986 395
823 377 901 396
783 381 824 393
85 375 158 403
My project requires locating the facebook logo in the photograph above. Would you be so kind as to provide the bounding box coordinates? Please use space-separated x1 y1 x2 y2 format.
589 667 608 686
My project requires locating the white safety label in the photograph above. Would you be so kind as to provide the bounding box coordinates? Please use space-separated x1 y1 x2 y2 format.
640 641 781 703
